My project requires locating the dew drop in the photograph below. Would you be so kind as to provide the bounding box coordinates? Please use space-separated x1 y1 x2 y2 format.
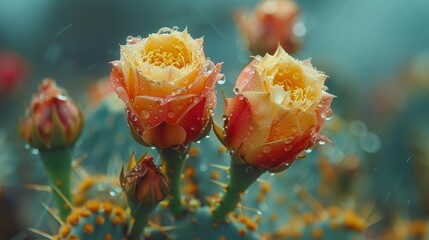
284 145 292 151
284 137 294 144
233 87 241 94
57 94 68 101
217 75 226 85
291 126 299 133
262 146 271 153
321 108 333 120
141 110 150 120
293 72 300 80
245 166 254 173
318 140 326 145
167 112 175 118
304 148 312 153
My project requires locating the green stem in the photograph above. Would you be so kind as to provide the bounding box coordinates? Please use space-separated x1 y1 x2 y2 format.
158 148 188 219
39 147 73 220
212 163 264 221
128 202 156 240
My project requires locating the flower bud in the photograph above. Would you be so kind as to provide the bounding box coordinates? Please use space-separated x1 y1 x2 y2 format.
120 153 169 205
19 79 83 149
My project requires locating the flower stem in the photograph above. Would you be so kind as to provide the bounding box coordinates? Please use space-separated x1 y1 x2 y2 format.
158 148 189 219
39 147 73 220
212 163 264 221
128 202 156 240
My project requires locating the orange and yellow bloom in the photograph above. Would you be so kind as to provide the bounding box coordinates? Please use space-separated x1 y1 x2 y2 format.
110 27 223 149
220 46 334 171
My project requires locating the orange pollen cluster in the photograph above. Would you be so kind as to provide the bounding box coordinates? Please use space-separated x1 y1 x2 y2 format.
142 42 191 69
272 66 316 103
54 200 128 240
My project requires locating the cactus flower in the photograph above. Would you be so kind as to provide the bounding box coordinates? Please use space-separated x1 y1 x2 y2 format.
110 27 223 149
120 153 169 205
235 0 300 55
19 79 83 149
218 46 334 172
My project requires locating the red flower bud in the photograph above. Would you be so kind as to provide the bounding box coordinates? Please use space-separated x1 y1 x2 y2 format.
120 153 169 205
19 79 83 149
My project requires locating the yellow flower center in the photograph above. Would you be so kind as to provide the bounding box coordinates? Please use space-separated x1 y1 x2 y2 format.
271 63 317 103
142 38 192 69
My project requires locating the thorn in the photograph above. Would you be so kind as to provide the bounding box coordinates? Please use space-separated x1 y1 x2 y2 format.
41 203 65 226
210 163 229 171
147 221 175 239
24 184 51 192
210 179 227 189
239 205 261 214
28 228 53 239
72 164 89 180
366 212 383 227
296 186 325 217
71 153 87 169
256 178 270 184
361 201 376 221
51 185 74 211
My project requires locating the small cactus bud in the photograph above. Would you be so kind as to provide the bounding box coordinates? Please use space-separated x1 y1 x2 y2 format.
120 153 169 205
19 79 83 149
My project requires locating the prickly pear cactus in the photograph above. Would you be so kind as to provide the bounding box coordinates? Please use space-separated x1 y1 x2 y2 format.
18 26 375 240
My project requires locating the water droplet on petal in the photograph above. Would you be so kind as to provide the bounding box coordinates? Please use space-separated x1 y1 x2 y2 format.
233 87 241 95
293 72 300 80
321 108 333 120
284 145 292 151
167 112 175 118
141 109 150 120
262 146 271 153
217 75 226 85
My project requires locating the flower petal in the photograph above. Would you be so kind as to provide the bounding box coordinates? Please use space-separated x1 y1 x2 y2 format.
267 104 300 142
244 128 314 170
236 59 266 92
176 97 209 145
315 91 335 132
142 122 186 149
242 91 273 144
134 96 167 128
224 97 253 151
